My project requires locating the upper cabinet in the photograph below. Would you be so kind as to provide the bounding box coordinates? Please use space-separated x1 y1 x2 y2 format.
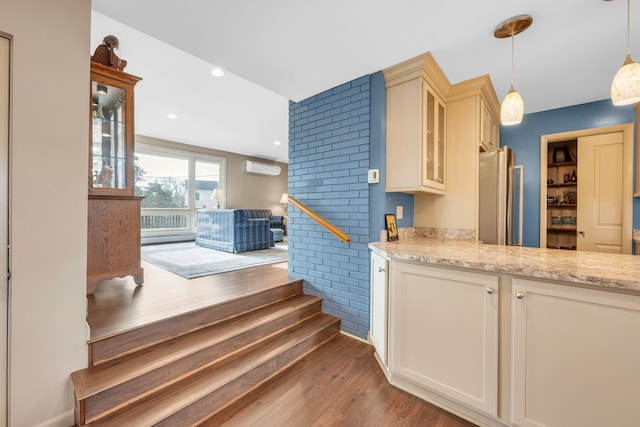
384 53 451 194
414 72 501 234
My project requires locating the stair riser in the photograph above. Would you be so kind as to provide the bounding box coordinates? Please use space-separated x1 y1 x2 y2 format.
156 320 340 427
90 281 303 366
82 300 322 423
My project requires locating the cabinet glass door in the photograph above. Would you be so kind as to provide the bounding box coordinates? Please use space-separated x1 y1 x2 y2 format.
424 87 435 183
437 101 445 185
422 83 445 190
91 81 127 190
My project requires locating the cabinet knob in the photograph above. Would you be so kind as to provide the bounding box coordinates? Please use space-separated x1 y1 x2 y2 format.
516 292 525 300
486 287 495 295
378 267 385 273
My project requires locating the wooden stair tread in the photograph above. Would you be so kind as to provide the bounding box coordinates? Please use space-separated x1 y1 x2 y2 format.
72 293 321 400
90 313 340 426
88 280 303 365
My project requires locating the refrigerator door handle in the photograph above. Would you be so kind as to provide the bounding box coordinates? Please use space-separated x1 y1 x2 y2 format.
513 165 524 246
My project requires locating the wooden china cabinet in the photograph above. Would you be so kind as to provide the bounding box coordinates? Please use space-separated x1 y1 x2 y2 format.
87 62 143 294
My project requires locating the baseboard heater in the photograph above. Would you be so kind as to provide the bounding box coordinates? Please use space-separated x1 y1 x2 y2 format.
245 160 281 176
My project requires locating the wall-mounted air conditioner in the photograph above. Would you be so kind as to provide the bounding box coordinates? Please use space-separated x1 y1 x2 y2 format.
245 160 281 176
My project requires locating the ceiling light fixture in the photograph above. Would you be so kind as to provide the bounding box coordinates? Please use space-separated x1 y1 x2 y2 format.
211 67 225 77
167 113 178 119
494 15 533 126
274 140 281 146
611 0 640 105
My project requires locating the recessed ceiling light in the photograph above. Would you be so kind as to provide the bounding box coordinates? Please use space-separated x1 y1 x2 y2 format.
211 67 225 77
167 113 178 119
274 140 281 146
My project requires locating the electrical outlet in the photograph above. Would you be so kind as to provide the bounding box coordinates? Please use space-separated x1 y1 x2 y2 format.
396 206 403 220
367 169 379 184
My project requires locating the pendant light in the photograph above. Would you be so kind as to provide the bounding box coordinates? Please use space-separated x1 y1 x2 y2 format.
494 15 533 126
611 0 640 105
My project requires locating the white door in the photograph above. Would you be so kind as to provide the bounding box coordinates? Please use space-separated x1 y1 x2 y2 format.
577 132 627 253
0 34 9 425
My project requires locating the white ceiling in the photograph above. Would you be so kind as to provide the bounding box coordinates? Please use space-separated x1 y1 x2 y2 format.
91 0 636 164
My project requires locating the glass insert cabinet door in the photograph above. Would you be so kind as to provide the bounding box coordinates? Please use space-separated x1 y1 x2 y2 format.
89 62 141 196
91 81 126 189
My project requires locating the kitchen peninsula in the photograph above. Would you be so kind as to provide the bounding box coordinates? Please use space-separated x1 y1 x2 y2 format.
369 237 640 427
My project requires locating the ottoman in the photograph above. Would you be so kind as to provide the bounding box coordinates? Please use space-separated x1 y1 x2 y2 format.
271 228 284 242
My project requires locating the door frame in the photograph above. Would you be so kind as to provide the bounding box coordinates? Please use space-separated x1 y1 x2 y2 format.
0 31 11 426
539 124 633 253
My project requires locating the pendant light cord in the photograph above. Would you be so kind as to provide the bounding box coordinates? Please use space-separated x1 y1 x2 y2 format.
511 33 515 87
627 0 631 56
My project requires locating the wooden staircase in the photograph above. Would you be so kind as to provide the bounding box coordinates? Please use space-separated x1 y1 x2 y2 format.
71 278 340 426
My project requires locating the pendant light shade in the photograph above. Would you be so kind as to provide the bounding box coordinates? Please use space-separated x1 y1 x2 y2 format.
494 15 533 126
500 85 524 125
611 0 640 106
611 55 640 105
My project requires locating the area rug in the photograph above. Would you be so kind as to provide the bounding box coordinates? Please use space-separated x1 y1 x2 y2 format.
141 241 288 279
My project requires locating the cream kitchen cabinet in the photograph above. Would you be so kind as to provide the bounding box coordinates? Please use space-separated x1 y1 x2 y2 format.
384 53 449 194
369 251 389 371
415 74 500 234
480 99 499 151
511 278 640 427
389 262 499 416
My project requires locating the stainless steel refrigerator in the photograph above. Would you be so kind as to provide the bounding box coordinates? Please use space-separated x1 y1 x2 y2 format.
478 146 523 245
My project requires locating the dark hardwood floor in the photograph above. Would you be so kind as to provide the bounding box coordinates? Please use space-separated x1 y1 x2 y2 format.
206 334 476 427
86 260 476 426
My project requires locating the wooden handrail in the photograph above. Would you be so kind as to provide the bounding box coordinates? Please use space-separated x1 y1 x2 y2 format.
287 195 350 244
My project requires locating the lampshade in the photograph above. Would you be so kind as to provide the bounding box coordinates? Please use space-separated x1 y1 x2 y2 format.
280 193 288 204
611 0 640 106
611 55 640 106
500 85 524 126
211 189 224 200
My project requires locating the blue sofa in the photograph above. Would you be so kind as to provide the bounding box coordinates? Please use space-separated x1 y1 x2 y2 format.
195 209 275 253
270 215 286 234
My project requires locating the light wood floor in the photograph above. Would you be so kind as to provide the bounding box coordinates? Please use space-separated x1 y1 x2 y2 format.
87 260 290 341
87 261 477 426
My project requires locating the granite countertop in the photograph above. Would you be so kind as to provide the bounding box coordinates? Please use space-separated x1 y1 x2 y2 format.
369 237 640 293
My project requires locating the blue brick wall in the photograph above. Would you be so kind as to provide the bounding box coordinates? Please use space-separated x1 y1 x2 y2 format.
288 76 372 338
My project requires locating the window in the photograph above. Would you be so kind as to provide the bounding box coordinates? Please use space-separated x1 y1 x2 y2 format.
135 143 226 241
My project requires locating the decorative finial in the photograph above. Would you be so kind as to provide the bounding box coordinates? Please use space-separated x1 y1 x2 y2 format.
102 35 120 50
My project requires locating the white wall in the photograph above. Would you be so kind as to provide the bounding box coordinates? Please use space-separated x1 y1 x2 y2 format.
0 1 90 426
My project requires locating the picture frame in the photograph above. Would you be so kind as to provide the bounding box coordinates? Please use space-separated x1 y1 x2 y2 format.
385 213 399 241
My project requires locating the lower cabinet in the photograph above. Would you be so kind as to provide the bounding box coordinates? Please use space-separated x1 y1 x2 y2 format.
511 278 640 427
370 251 389 369
390 262 499 417
371 259 640 426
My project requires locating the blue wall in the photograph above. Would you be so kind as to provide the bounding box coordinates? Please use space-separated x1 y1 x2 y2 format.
288 76 373 338
501 99 637 248
288 72 414 339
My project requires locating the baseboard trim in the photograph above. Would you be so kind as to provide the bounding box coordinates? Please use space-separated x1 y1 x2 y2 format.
33 409 74 427
340 330 371 345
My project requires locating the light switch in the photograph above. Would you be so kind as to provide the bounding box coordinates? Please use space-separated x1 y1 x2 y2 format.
396 206 403 219
367 169 380 184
